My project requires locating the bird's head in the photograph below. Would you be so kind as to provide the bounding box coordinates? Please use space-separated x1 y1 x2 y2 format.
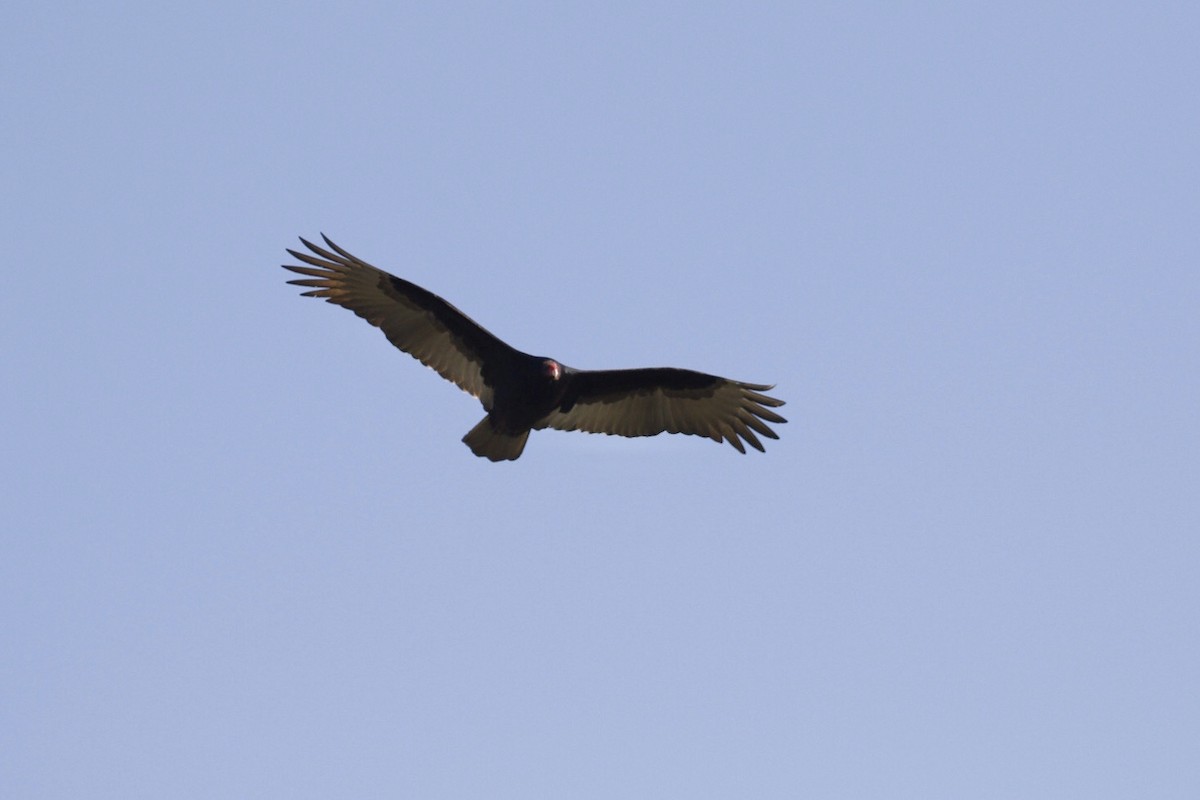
541 359 563 381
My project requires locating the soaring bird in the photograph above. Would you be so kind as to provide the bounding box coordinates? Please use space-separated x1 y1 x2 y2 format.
283 236 786 461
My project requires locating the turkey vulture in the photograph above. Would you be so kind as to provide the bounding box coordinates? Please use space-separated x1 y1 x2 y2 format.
283 235 786 461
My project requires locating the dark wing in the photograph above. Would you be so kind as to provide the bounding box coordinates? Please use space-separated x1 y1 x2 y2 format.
282 235 515 404
536 368 786 453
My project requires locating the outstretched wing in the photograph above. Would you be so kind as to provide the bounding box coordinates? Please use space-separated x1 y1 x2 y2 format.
537 368 786 453
282 235 514 404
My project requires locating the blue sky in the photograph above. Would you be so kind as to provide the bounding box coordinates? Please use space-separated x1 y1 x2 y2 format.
3 3 1198 797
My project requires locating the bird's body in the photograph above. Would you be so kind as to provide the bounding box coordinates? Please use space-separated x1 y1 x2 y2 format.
283 236 785 461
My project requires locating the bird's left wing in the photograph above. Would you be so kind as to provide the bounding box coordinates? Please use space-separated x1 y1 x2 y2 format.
283 235 514 403
537 368 786 453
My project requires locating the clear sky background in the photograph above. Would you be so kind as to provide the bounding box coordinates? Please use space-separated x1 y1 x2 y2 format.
3 3 1198 798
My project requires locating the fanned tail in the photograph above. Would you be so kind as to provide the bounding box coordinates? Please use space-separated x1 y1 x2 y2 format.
462 417 530 462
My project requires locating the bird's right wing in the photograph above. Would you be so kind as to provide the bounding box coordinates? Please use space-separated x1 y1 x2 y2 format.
538 368 786 453
283 235 513 403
